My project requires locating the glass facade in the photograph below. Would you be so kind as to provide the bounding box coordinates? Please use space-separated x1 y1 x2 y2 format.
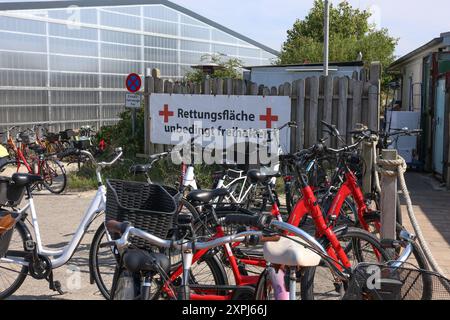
0 4 277 131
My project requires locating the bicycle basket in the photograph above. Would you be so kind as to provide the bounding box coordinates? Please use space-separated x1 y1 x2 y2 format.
19 132 36 145
45 132 60 143
59 129 76 141
106 180 177 249
0 211 19 258
0 177 25 207
343 263 450 300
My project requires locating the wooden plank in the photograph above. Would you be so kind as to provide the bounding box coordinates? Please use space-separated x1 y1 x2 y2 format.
173 82 181 94
361 141 374 195
323 76 333 146
368 85 379 131
380 149 398 241
258 84 265 95
295 79 305 151
249 82 258 95
351 80 363 130
338 77 349 143
270 86 278 96
361 82 371 126
203 78 211 95
225 78 233 95
216 78 224 95
308 77 319 147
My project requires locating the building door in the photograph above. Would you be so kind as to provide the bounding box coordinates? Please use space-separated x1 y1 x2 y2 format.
433 78 446 175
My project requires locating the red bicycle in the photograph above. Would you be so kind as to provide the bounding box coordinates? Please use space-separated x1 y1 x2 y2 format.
0 127 67 194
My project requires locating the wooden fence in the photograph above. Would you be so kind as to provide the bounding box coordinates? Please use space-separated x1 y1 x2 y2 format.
144 62 382 155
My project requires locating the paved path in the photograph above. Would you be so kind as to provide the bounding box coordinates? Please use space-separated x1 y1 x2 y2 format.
3 172 450 299
400 172 450 277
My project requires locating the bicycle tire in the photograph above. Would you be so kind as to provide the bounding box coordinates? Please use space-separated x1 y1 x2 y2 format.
40 159 67 194
300 227 393 300
0 221 29 299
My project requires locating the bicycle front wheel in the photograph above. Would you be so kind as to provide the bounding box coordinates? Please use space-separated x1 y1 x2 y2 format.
40 159 67 194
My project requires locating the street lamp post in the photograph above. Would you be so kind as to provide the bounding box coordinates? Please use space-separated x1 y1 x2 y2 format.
323 0 330 76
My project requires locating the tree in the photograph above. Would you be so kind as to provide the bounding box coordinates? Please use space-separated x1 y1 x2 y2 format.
279 0 398 78
184 54 243 83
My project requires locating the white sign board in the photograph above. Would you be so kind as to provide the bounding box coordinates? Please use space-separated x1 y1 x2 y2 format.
149 93 291 146
125 93 142 109
387 111 421 163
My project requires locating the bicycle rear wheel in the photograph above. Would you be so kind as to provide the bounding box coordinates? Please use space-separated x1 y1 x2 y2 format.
0 222 29 299
40 159 67 194
300 227 392 300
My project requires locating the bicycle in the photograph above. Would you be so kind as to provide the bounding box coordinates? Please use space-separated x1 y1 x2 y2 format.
102 213 438 300
0 147 123 299
0 127 67 194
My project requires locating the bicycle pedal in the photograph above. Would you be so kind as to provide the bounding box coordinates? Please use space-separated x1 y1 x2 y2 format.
50 280 65 295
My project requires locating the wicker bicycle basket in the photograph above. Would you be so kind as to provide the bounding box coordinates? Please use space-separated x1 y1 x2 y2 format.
106 180 177 250
343 263 450 300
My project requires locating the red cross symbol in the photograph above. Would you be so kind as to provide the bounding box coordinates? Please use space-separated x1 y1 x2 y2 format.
259 107 278 129
159 104 174 123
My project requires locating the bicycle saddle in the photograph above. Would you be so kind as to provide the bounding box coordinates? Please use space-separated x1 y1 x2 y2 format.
187 188 230 205
247 169 280 184
263 237 321 267
129 164 149 175
123 249 170 276
11 173 43 187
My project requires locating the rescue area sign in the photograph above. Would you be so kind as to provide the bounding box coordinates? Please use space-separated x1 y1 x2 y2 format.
149 93 291 145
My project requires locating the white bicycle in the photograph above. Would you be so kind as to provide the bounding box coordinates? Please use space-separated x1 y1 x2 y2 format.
0 147 123 299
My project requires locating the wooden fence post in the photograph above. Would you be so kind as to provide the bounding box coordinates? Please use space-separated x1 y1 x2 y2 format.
380 149 398 241
295 79 305 151
362 141 374 195
369 62 382 131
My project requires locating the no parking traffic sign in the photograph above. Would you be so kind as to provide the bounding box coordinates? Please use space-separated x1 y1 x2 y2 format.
126 73 142 93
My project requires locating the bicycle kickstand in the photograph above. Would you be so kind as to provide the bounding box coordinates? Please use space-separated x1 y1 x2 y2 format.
47 271 65 295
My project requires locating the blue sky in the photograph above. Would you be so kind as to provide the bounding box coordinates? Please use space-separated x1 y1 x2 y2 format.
172 0 450 59
1 0 449 59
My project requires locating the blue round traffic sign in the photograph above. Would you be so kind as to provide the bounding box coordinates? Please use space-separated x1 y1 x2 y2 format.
126 73 141 93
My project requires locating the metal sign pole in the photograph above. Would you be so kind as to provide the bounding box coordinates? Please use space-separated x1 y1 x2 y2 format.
323 0 330 77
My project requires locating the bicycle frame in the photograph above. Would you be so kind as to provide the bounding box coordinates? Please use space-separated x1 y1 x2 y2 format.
165 225 260 300
0 183 106 269
0 149 122 270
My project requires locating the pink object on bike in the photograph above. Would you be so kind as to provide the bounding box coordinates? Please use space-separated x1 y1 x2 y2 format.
268 268 289 300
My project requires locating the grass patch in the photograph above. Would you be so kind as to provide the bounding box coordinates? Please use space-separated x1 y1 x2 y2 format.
66 156 219 192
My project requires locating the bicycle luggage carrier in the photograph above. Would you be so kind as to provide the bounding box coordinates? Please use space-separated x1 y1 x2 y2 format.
106 180 177 249
0 177 25 207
